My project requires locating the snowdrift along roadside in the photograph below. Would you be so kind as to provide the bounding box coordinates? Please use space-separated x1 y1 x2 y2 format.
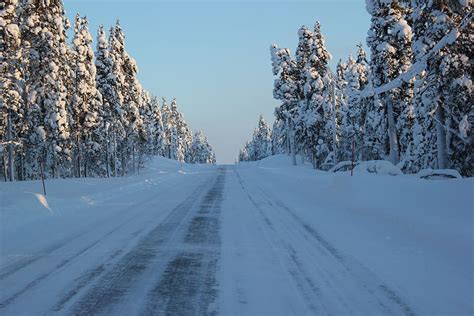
238 154 473 314
0 156 214 267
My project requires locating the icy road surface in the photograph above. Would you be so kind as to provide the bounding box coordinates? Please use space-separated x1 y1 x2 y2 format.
0 156 473 315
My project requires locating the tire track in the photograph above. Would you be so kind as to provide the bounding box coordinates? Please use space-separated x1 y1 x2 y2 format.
258 186 416 316
68 180 208 316
234 169 322 314
0 186 177 282
235 169 416 315
0 213 141 310
142 167 226 316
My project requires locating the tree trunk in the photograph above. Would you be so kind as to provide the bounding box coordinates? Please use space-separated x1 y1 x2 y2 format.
435 104 447 169
105 122 110 178
312 144 317 169
385 93 399 165
132 145 136 174
288 118 296 166
19 150 24 181
2 154 7 182
7 110 14 181
113 127 117 177
332 82 338 166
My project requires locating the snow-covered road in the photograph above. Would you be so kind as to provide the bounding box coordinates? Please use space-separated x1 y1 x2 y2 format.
0 157 473 315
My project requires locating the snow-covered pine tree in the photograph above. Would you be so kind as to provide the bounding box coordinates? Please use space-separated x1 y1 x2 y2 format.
141 94 163 156
108 22 127 175
135 88 153 171
70 14 101 177
365 0 413 166
238 142 250 162
441 2 473 176
169 98 191 162
411 0 473 176
271 118 287 155
270 43 299 165
190 130 215 164
21 0 72 179
336 58 350 161
243 140 255 162
169 126 179 161
301 22 333 169
95 24 116 177
341 44 370 162
0 0 23 181
160 97 172 158
121 52 144 174
294 25 314 157
252 115 272 160
238 115 273 162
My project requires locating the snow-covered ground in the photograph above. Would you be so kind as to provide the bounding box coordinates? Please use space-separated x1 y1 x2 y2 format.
0 155 472 315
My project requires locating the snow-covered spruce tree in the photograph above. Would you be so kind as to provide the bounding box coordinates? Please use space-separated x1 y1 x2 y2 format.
365 0 414 166
169 126 179 161
271 118 287 155
301 22 333 169
108 22 127 175
411 0 473 176
270 43 299 165
335 58 348 161
441 2 473 176
169 98 192 163
69 14 101 177
252 115 272 161
238 115 272 162
95 24 117 177
340 44 370 162
141 94 164 156
21 0 72 179
118 32 144 175
135 89 153 171
0 0 23 181
238 140 254 162
190 131 215 164
160 98 172 158
294 25 314 157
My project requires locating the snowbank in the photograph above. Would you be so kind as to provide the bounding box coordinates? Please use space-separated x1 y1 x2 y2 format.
236 154 474 315
416 168 462 179
0 156 213 266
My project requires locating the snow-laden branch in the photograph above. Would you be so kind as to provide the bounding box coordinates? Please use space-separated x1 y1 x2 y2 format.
358 10 473 98
0 141 22 146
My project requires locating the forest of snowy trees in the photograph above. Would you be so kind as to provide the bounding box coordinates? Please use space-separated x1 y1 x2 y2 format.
239 0 472 177
0 0 215 181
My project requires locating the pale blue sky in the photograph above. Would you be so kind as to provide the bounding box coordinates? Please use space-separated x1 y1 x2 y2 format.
65 0 370 163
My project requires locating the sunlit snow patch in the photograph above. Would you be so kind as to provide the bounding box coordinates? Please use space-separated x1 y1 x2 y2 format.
33 193 54 213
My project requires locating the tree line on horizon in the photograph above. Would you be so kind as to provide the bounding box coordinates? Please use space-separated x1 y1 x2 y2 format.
239 0 472 177
0 0 216 182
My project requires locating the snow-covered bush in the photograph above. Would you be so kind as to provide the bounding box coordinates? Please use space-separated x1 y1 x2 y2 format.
353 160 403 176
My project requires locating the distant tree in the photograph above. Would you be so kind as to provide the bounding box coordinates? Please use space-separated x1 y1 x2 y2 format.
252 115 272 160
190 131 215 164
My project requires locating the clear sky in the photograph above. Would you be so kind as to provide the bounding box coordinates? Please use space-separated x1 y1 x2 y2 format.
65 0 370 164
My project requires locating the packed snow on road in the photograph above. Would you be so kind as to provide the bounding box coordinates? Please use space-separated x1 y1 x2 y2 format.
0 156 472 315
